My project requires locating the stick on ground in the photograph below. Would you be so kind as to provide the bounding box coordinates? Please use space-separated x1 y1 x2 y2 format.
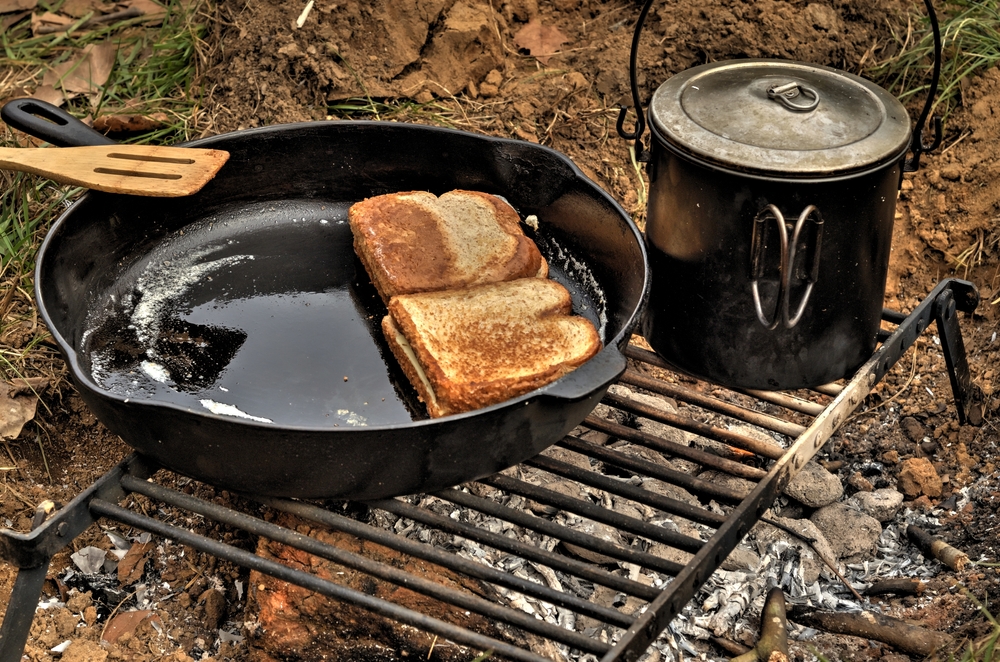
793 609 951 657
907 524 969 571
732 587 789 662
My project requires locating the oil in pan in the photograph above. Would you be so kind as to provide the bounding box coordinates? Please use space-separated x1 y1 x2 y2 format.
82 199 422 428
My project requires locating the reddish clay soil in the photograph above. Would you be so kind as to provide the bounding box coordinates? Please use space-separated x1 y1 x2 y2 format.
2 0 999 661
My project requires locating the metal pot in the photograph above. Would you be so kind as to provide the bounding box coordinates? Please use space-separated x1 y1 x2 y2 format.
617 1 942 389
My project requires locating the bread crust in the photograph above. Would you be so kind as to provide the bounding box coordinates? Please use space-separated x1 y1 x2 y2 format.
349 190 544 303
385 279 601 418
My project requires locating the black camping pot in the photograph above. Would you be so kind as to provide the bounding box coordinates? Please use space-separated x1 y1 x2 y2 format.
617 1 942 390
3 99 648 500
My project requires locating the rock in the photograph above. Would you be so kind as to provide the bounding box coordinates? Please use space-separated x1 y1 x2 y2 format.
61 640 108 662
720 546 760 572
606 384 693 447
900 416 926 443
847 471 874 493
54 608 79 637
697 470 755 499
849 488 904 523
804 3 838 31
898 457 943 498
199 588 227 630
563 518 625 564
940 164 963 181
811 503 882 562
784 461 844 507
66 590 93 613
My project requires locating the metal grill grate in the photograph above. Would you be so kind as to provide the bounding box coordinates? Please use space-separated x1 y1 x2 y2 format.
0 278 980 662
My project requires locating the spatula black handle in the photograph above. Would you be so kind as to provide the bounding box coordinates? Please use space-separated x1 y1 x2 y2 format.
2 98 116 147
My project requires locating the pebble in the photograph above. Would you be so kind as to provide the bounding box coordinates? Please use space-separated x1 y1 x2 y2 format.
720 546 761 572
848 488 905 523
847 471 874 493
810 503 882 562
784 461 844 507
898 457 943 498
900 416 926 443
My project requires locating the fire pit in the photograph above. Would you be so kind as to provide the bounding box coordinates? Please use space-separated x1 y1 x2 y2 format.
0 278 979 661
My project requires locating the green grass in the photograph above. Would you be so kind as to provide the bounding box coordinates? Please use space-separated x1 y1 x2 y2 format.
1 1 209 141
0 0 210 374
871 0 1000 122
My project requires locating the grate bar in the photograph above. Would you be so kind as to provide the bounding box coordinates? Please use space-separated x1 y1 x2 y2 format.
558 436 747 504
435 487 686 576
735 389 826 416
89 499 552 662
117 476 614 650
619 369 806 438
256 495 636 628
524 454 726 527
370 496 664 601
583 414 767 479
596 396 785 460
812 383 843 397
479 474 705 553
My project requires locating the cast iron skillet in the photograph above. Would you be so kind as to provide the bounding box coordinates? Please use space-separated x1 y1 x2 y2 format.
4 99 649 500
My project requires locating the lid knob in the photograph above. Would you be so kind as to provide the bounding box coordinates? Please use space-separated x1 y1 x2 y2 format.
766 82 820 113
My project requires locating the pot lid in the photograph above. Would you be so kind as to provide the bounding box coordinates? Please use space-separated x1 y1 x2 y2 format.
648 59 911 176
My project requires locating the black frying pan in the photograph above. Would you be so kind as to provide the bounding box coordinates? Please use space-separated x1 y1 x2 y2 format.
4 99 649 500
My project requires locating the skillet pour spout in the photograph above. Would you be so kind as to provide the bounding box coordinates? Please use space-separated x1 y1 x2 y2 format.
6 99 649 499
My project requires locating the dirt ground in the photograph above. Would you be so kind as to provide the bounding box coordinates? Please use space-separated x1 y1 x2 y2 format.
2 0 1000 660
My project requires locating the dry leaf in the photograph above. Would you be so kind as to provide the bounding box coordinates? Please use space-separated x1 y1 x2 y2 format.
117 541 153 585
31 11 72 34
513 19 568 65
1 9 29 29
7 377 49 398
101 610 160 645
93 112 168 134
29 85 66 106
60 0 108 18
123 0 165 20
44 41 117 95
0 0 35 13
0 385 38 440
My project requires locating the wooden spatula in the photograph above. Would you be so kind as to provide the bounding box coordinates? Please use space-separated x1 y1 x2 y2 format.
0 144 230 197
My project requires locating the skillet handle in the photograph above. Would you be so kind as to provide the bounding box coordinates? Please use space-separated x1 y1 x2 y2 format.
2 98 116 147
542 346 627 401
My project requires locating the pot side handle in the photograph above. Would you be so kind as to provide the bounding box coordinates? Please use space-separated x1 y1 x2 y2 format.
2 98 116 147
542 346 627 402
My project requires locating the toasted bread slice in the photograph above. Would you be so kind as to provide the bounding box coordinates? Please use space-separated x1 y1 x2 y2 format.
350 190 547 303
382 278 601 418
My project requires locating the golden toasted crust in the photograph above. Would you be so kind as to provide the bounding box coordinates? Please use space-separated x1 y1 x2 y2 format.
349 190 544 303
386 279 602 418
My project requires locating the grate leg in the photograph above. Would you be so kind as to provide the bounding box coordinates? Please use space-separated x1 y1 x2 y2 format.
935 288 983 426
0 564 49 662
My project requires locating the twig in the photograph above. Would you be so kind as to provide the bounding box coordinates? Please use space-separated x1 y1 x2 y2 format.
863 578 925 597
732 587 789 662
793 608 951 657
36 433 52 484
711 636 750 656
907 524 969 571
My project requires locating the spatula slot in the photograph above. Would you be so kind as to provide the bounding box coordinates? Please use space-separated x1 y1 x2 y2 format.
107 152 196 164
93 167 183 180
